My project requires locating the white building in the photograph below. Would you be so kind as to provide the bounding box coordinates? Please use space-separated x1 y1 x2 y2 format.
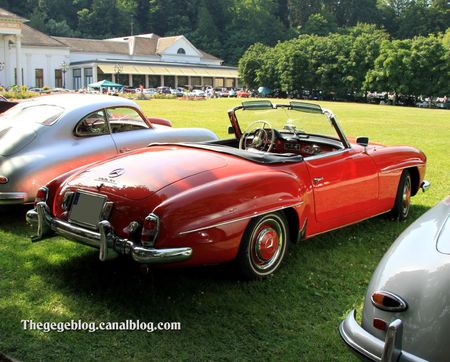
0 8 239 90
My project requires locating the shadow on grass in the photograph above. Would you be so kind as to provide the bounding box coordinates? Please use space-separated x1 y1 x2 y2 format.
23 204 431 311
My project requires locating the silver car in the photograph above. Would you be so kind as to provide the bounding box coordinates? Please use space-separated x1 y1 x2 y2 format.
340 196 450 361
0 94 217 205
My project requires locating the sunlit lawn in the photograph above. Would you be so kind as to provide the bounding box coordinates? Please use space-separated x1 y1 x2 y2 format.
0 98 448 361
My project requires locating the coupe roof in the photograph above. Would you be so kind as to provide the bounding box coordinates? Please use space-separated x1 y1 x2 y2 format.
17 94 138 112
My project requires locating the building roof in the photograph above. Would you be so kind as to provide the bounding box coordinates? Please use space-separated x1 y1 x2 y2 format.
54 36 130 54
22 24 67 47
156 35 182 53
0 8 26 21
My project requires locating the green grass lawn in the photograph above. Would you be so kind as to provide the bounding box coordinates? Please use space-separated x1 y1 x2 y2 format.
0 99 448 361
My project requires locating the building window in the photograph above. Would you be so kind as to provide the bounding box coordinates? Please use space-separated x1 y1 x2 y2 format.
225 78 235 88
191 77 201 86
203 77 213 86
132 74 145 88
73 68 81 90
148 75 160 87
84 68 93 86
214 78 224 88
55 69 62 88
35 69 44 88
164 75 175 88
177 48 186 54
177 76 189 87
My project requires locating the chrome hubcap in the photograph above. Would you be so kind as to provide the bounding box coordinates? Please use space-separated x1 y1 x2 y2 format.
250 219 284 271
402 176 411 216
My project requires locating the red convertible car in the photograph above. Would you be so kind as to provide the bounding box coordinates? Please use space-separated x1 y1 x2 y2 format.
27 101 429 279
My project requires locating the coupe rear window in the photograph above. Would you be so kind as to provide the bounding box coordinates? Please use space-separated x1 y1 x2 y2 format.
0 104 64 126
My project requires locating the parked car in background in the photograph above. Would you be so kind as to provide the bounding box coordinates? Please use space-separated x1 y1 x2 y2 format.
156 86 171 94
237 89 251 98
189 89 205 97
229 89 237 97
0 95 17 113
28 100 428 280
170 88 184 97
0 94 217 205
340 197 450 362
142 88 157 96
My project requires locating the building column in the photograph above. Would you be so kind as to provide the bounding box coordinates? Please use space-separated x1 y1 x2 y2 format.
174 76 178 88
3 36 10 87
25 53 31 87
46 55 52 87
92 65 98 83
128 74 132 87
80 68 85 88
188 76 191 89
15 34 22 85
160 75 164 87
200 76 203 87
145 74 149 88
235 78 239 88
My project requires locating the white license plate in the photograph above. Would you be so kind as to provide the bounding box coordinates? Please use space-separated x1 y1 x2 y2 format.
68 190 107 229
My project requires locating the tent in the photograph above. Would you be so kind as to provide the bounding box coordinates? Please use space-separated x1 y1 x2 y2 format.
88 80 124 91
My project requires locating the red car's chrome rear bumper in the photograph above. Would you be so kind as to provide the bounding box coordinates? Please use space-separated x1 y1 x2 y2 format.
26 202 192 264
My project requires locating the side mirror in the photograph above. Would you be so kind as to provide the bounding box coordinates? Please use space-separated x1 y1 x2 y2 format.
356 136 369 147
228 126 235 135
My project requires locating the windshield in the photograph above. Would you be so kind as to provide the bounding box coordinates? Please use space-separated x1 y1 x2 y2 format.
0 103 64 130
234 101 341 142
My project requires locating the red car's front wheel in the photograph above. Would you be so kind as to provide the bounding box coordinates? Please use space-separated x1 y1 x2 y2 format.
237 212 289 280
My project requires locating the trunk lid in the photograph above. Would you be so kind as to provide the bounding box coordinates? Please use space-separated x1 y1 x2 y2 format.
66 146 228 200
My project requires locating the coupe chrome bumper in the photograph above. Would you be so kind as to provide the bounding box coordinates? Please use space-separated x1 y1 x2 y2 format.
0 191 27 205
339 310 426 362
26 202 192 265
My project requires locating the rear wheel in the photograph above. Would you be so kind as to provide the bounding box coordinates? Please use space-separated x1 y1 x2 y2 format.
237 212 289 280
390 170 412 221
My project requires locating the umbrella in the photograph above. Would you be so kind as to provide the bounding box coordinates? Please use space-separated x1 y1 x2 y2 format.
257 86 272 96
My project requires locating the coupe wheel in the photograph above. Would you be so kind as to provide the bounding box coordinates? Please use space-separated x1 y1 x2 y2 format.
237 212 289 280
390 170 412 221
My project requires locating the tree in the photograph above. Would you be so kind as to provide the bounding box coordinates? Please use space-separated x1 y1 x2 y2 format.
238 43 272 88
364 39 414 101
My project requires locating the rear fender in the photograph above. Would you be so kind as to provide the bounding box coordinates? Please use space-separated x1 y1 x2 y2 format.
153 171 307 245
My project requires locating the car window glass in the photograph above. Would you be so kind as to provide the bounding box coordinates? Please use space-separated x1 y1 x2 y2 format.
105 107 149 133
0 104 64 127
75 110 109 137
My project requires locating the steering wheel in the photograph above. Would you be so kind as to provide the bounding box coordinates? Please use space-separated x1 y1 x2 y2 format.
239 120 276 152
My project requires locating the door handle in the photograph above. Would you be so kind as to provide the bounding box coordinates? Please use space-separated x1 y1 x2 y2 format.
119 147 130 153
313 177 324 185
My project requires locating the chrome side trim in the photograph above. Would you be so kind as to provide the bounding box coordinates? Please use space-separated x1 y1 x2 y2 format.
307 209 390 238
0 191 27 204
380 164 424 175
178 202 304 236
27 202 192 265
304 148 350 161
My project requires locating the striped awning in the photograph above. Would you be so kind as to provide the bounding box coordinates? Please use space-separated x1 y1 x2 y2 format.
98 64 238 78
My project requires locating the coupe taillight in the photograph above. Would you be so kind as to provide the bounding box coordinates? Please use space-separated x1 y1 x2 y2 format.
34 186 49 206
141 213 160 247
371 291 408 312
0 176 8 184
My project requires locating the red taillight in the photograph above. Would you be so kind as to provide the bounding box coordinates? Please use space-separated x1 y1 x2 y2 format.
141 213 159 247
371 291 408 312
0 176 8 184
34 186 49 207
373 318 387 331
